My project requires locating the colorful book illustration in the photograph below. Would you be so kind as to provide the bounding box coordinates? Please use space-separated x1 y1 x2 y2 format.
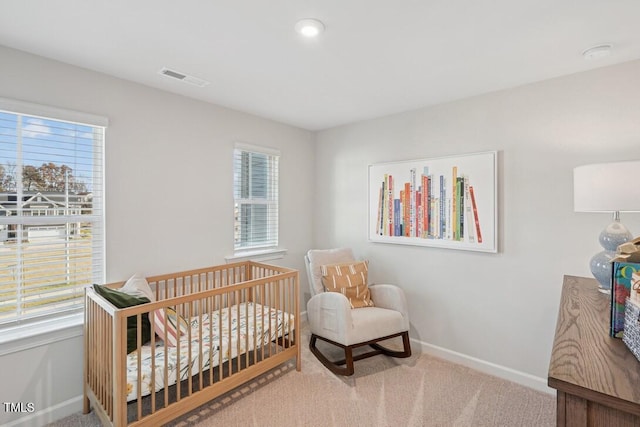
469 185 482 243
452 166 457 240
387 174 393 236
464 176 475 243
375 166 483 244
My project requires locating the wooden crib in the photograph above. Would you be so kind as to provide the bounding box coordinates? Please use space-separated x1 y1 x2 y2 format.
83 261 300 427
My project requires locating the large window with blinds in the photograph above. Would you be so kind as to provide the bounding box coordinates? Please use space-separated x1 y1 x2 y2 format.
0 99 105 327
233 144 279 252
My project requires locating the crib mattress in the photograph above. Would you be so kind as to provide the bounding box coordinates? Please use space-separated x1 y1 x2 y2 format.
125 301 293 402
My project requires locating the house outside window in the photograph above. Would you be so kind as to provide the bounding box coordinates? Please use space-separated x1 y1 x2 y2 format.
0 98 106 327
233 144 279 252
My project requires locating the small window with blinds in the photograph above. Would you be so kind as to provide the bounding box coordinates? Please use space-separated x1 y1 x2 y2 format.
233 144 279 252
0 99 106 326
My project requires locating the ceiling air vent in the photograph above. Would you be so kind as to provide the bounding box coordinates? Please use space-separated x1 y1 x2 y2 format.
158 67 210 87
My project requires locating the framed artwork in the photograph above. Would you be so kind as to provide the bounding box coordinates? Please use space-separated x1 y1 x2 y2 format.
368 151 498 253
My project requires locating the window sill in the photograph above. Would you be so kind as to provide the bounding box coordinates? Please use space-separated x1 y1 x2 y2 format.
0 313 84 356
225 248 288 263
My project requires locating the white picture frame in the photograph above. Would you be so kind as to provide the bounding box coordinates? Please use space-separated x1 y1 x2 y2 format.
368 151 498 253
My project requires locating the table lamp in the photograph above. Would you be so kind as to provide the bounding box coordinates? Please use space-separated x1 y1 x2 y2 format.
574 161 640 293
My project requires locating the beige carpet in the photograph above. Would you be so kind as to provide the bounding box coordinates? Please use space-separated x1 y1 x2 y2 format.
50 323 555 427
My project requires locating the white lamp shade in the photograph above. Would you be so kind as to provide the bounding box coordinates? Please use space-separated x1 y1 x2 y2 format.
574 161 640 212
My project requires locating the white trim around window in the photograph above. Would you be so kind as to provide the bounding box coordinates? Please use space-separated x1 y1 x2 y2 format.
232 142 280 254
0 97 107 347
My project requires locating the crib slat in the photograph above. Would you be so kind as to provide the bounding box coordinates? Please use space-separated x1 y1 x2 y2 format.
107 307 112 420
275 279 280 354
150 316 157 415
260 282 266 361
252 288 258 362
113 313 127 426
163 312 169 408
197 296 203 392
174 304 182 402
136 314 143 421
187 298 193 396
269 282 274 358
235 290 241 374
208 294 214 387
228 290 233 375
244 291 250 369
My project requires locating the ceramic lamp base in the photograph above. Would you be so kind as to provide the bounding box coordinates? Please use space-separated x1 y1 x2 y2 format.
589 215 633 293
590 250 615 293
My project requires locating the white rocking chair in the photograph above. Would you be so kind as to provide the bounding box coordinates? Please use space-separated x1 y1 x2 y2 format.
305 248 411 375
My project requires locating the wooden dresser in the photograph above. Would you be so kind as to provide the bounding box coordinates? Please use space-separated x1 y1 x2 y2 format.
548 275 640 426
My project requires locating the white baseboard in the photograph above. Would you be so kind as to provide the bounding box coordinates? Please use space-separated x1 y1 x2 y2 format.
412 337 555 395
2 395 83 427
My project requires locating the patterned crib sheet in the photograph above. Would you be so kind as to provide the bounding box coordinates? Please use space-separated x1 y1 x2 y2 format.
125 302 294 402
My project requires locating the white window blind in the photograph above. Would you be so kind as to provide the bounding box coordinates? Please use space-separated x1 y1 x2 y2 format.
0 100 105 326
233 144 279 251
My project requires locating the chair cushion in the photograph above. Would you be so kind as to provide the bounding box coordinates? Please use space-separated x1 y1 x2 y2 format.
321 261 374 309
307 248 355 295
347 306 406 345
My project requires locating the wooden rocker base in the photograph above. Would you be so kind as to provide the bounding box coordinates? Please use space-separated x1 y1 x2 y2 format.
309 331 411 376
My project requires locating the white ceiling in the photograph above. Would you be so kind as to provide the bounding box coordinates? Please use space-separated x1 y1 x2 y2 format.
2 1 640 131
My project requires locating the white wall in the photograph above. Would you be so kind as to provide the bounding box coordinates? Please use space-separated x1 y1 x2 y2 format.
0 45 314 425
313 59 640 389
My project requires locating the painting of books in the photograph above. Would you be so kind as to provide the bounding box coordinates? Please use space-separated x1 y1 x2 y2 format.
368 151 497 253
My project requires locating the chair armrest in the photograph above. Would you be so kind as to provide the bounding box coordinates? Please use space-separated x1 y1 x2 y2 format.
307 292 352 345
369 284 410 329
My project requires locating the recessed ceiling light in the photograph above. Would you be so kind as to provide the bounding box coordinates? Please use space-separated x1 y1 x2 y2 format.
295 18 325 38
582 44 612 60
